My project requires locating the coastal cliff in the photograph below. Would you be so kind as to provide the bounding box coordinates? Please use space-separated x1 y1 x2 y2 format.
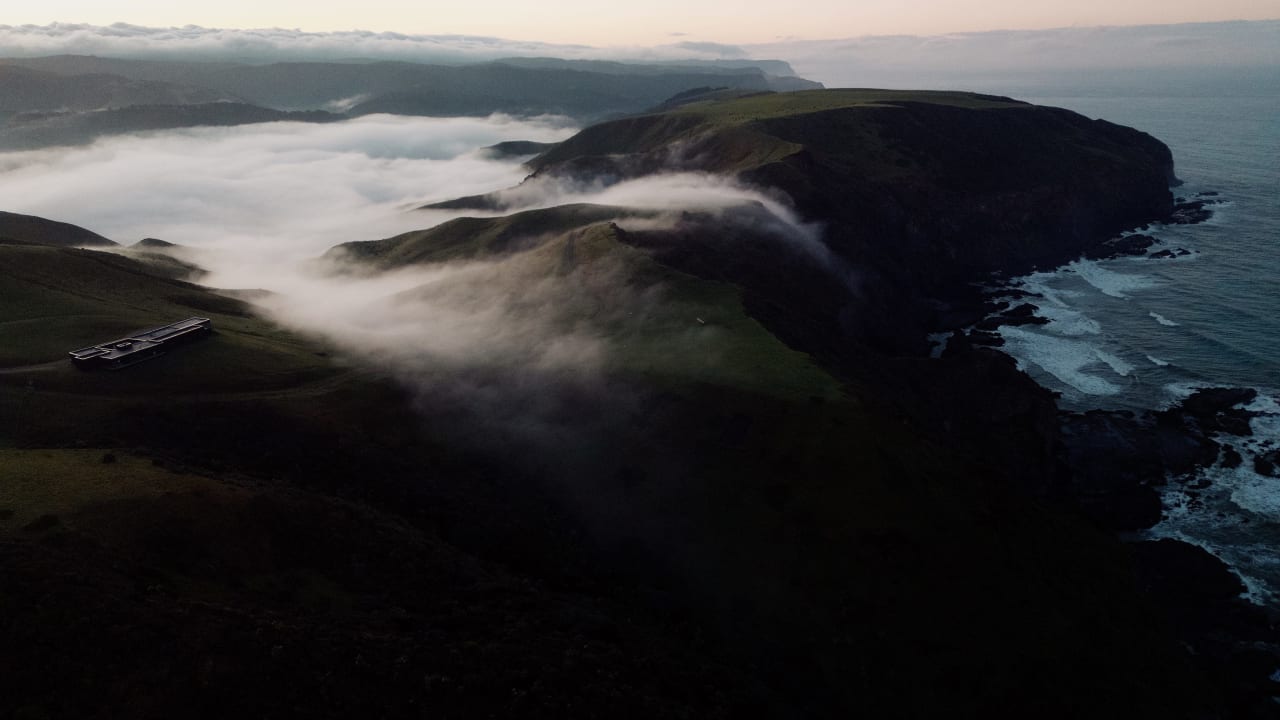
455 89 1178 350
5 90 1273 717
404 89 1276 712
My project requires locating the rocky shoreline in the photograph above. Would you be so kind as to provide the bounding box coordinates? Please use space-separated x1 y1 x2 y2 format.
1067 390 1280 712
427 92 1277 711
462 90 1280 708
930 193 1280 712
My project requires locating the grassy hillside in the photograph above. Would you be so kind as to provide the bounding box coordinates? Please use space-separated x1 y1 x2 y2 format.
525 87 1171 198
323 206 1222 715
330 205 638 268
0 220 836 717
0 243 333 394
0 442 771 718
0 211 117 247
528 88 1027 174
334 212 843 402
519 88 1177 353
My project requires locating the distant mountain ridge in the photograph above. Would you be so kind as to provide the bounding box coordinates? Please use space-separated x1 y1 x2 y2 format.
0 210 116 247
343 62 813 118
0 64 236 114
0 54 823 149
0 103 340 150
0 55 820 115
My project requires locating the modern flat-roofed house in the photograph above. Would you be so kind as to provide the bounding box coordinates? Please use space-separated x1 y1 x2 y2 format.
68 317 212 370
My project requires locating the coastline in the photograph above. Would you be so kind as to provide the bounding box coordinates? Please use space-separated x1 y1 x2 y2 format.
931 193 1280 704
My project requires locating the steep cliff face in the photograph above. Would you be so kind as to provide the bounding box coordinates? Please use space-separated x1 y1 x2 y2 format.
747 101 1176 281
528 90 1176 349
398 91 1180 494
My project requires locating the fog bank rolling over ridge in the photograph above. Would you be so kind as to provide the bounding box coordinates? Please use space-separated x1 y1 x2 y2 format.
0 114 575 266
0 115 835 383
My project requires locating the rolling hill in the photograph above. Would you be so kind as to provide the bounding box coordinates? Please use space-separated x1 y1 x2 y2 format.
0 234 776 718
0 210 117 247
0 211 1223 717
447 89 1176 350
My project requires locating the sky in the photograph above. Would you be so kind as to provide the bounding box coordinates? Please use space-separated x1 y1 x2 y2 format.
4 0 1278 45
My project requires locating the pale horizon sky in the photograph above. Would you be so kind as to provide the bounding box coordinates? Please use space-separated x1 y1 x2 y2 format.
4 1 1279 45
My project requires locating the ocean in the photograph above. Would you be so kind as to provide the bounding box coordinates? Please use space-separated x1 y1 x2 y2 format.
973 70 1280 605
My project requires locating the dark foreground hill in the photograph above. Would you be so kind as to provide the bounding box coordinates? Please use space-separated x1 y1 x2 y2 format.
0 223 1217 719
2 90 1275 718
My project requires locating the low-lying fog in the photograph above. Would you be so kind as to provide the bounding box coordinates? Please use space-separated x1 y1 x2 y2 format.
0 114 830 386
0 114 574 266
0 104 849 560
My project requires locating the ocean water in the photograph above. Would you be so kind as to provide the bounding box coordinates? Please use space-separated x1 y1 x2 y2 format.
979 73 1280 605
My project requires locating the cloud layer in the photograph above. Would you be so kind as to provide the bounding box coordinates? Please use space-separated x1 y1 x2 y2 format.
0 113 574 269
0 113 827 385
0 22 741 64
0 20 1274 82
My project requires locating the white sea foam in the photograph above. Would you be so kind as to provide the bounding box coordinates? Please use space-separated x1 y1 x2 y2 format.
1146 521 1276 605
1247 394 1280 416
998 327 1123 396
1093 349 1134 377
1151 394 1280 606
1149 311 1179 327
1146 355 1171 367
1144 523 1272 604
927 332 950 359
1067 259 1158 299
1161 382 1210 405
1225 409 1280 519
1034 304 1102 336
1019 273 1084 309
1198 200 1234 226
1230 476 1280 519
